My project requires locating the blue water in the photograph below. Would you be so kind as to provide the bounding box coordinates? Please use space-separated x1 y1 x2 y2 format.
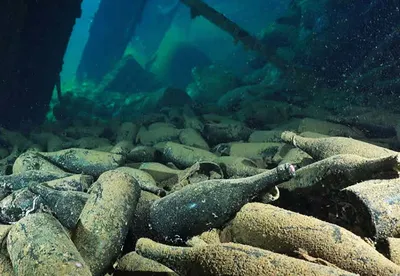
61 0 101 84
61 0 288 88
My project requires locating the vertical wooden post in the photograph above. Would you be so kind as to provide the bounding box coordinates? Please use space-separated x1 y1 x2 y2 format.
76 0 148 83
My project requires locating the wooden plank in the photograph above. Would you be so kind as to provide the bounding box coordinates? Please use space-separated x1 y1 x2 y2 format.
179 0 288 70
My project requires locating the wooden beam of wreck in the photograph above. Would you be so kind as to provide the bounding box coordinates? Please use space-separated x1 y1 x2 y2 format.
76 0 148 83
180 0 288 70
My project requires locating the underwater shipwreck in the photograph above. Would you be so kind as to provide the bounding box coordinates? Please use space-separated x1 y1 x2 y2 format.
1 0 400 275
